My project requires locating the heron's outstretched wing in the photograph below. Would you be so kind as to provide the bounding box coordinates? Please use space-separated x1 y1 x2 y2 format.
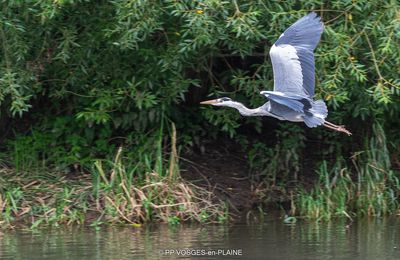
269 12 324 97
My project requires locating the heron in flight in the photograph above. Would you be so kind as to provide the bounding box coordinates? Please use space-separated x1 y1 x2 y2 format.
200 12 351 135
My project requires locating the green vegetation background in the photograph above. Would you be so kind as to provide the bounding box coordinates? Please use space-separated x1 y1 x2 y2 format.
0 1 399 224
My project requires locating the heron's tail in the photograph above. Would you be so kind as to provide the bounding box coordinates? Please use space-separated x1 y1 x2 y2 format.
303 100 328 128
310 100 328 117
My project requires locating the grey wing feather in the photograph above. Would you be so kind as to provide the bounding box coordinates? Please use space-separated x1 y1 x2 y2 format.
269 44 304 95
269 100 295 115
270 12 324 97
261 91 305 112
275 12 323 50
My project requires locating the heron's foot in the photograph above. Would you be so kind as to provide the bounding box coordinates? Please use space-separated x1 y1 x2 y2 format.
336 126 352 136
323 121 352 136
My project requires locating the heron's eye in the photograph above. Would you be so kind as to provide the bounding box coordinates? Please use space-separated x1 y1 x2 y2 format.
220 97 231 102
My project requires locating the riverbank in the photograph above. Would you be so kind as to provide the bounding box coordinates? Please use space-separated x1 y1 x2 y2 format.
0 165 229 229
1 125 399 228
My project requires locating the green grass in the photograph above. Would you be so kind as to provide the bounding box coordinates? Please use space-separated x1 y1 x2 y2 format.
0 123 227 229
2 121 400 227
296 124 400 220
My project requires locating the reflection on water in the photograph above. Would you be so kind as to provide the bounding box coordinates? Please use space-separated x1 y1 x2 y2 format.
0 217 399 260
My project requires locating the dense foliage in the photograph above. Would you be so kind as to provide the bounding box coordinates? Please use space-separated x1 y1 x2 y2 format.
0 1 399 222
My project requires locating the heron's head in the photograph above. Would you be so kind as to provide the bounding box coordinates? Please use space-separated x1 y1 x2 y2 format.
200 97 233 106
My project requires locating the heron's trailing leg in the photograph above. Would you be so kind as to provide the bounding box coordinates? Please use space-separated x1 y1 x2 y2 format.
323 121 352 135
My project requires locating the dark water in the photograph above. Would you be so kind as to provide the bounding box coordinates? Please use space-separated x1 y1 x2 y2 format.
0 217 399 260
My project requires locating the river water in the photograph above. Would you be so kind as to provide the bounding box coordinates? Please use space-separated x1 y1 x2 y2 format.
0 217 399 259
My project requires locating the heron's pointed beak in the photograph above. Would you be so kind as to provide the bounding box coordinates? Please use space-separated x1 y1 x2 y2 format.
200 99 219 105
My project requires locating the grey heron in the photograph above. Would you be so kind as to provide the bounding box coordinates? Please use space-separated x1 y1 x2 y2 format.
201 12 351 136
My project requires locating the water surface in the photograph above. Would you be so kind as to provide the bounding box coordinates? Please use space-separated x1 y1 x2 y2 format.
1 217 399 259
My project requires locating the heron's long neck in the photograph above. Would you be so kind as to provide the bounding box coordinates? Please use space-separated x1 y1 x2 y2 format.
228 101 272 117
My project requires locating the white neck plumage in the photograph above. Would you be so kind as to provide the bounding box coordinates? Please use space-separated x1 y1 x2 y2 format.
222 101 274 117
